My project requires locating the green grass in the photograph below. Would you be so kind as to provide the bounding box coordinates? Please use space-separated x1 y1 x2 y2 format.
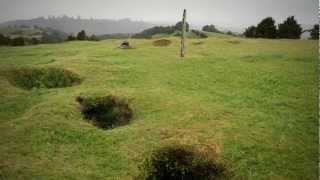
0 36 318 179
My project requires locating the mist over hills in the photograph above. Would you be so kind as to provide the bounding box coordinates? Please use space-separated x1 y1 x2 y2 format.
0 16 154 35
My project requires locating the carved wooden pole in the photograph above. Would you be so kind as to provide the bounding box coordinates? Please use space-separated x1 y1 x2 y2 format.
181 9 186 58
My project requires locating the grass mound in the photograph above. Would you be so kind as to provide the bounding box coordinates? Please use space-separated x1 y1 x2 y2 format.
153 39 172 47
76 95 133 129
140 144 227 180
7 67 82 90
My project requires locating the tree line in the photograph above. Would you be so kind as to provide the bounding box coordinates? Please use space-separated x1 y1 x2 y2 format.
244 16 319 39
0 29 100 46
66 30 99 41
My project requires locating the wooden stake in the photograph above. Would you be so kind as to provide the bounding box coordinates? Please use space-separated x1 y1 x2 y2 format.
181 9 186 58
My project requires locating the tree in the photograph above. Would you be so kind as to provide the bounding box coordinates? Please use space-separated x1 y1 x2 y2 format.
202 25 219 33
244 26 257 38
175 21 189 32
277 16 302 39
310 24 319 40
77 30 87 40
256 17 277 38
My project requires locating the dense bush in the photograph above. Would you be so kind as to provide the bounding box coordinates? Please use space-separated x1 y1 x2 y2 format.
175 21 190 32
7 68 82 89
277 16 302 39
310 24 319 40
76 95 133 129
0 33 11 46
67 34 77 41
139 144 227 180
11 37 25 46
202 25 220 33
191 30 208 38
133 21 190 39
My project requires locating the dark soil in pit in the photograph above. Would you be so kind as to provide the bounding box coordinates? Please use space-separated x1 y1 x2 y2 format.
153 39 172 47
139 144 228 180
76 95 133 129
7 67 82 90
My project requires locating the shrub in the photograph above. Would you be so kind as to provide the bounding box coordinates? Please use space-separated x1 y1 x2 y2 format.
139 144 227 180
7 68 82 89
153 39 172 47
76 95 133 129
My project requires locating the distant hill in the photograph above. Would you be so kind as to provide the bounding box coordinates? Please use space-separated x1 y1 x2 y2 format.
0 16 153 35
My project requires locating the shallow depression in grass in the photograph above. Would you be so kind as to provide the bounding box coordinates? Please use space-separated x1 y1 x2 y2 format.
6 67 82 90
76 95 133 129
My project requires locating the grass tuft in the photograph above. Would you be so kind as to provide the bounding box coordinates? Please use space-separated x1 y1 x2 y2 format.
6 67 82 90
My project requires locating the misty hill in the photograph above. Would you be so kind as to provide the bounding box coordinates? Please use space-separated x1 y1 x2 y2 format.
0 16 153 35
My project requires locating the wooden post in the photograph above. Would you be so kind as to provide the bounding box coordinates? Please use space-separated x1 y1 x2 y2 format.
181 9 186 58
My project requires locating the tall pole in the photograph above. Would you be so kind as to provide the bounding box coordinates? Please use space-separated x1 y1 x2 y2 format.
181 9 186 58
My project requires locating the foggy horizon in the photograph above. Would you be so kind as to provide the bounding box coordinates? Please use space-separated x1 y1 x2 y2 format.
0 0 318 28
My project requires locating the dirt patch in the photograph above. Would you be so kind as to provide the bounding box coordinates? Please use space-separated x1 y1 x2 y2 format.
7 67 82 90
226 40 241 44
76 95 133 129
153 39 172 47
193 41 204 45
139 144 228 180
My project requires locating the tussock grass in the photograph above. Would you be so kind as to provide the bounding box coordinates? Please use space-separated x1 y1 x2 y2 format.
6 67 81 89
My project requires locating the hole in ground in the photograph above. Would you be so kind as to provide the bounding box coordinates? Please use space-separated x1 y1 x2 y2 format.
153 39 172 47
7 67 82 90
76 95 133 129
139 144 228 180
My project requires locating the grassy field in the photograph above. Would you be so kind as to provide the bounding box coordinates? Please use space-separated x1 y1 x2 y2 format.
0 36 318 179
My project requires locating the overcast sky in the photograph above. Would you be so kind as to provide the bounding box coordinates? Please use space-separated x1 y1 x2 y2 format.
0 0 318 27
